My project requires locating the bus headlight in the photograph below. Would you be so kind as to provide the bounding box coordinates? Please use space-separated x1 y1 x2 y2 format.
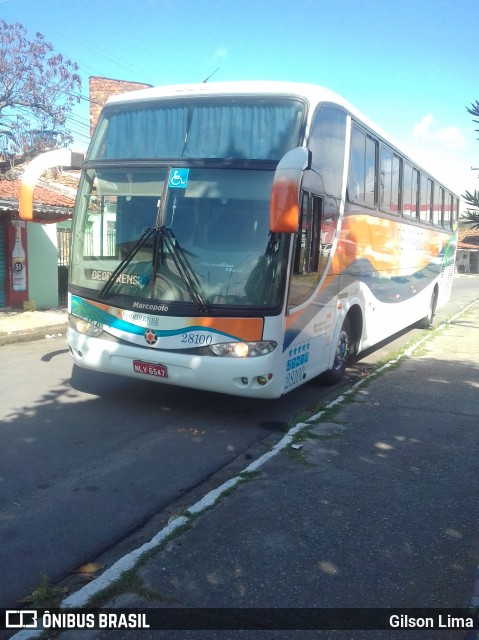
69 314 103 337
209 341 277 358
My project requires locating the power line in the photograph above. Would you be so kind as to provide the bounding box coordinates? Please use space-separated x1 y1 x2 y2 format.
51 31 156 86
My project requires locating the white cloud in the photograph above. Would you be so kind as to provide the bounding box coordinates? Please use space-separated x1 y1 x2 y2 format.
204 47 228 78
413 114 466 150
403 115 477 201
208 47 228 67
213 47 228 60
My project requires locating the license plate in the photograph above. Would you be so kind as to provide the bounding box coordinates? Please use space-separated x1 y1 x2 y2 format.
133 360 168 378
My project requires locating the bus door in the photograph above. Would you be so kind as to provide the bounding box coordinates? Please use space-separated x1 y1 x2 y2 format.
294 192 323 276
289 191 331 308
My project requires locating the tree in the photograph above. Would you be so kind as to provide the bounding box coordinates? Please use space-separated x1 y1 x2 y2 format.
0 20 81 165
463 101 479 229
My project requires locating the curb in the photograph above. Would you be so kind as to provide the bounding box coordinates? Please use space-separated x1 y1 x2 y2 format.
0 325 68 347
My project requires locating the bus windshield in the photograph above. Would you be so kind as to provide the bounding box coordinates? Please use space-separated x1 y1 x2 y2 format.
70 166 288 309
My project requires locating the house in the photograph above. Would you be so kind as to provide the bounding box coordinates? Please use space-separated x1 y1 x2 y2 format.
456 227 479 274
0 170 76 308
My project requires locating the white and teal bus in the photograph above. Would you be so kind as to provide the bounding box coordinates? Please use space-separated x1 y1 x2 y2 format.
20 82 458 398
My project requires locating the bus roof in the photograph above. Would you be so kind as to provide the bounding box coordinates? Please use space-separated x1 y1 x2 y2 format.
105 80 346 107
105 80 394 151
103 81 457 195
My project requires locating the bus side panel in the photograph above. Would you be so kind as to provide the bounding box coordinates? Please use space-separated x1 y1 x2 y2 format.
436 232 457 310
280 211 456 393
332 213 454 347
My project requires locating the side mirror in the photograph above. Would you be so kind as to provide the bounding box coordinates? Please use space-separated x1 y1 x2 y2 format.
270 147 311 233
19 148 84 223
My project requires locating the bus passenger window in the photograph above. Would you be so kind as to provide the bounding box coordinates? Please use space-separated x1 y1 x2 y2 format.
453 197 459 227
308 106 347 200
391 155 401 213
420 176 433 224
433 186 444 226
380 147 401 214
348 126 377 207
402 163 419 219
444 193 455 229
380 148 392 210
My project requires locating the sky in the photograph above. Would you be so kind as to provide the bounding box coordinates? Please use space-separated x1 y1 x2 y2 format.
2 0 478 203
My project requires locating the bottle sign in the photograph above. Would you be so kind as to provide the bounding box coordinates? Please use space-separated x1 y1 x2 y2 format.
12 223 27 292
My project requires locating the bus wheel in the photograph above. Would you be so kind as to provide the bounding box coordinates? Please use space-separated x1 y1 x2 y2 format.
417 289 438 329
321 317 352 386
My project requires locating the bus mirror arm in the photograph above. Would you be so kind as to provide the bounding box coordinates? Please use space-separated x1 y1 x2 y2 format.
270 147 311 234
19 148 85 223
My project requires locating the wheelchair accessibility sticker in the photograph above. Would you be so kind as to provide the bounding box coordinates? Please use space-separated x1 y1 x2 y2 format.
168 168 190 189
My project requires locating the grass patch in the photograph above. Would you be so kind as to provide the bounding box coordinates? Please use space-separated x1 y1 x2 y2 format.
20 573 67 608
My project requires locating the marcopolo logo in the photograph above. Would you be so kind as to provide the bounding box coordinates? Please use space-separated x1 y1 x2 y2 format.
132 301 169 312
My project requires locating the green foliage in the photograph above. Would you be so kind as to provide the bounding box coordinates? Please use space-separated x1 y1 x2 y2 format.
463 102 479 227
462 189 479 229
466 100 479 134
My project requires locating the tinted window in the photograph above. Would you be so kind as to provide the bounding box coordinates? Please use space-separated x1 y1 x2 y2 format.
380 147 401 214
308 107 347 199
403 163 419 218
348 126 377 206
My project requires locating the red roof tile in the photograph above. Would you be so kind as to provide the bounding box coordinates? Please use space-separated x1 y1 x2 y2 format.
457 228 479 250
0 177 75 211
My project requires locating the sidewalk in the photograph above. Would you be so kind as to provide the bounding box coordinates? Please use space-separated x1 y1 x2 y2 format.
7 301 475 640
0 308 67 346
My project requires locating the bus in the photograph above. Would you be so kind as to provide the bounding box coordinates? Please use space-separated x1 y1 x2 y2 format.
19 81 458 398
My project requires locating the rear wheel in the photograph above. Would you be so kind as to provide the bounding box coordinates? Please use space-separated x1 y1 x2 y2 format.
321 316 352 386
417 289 438 329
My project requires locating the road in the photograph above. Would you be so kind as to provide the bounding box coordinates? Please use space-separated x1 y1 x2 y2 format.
0 275 477 608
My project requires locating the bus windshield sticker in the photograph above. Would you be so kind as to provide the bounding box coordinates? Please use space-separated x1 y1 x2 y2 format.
168 168 190 189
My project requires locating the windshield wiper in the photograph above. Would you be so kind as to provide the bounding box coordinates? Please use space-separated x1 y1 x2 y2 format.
159 226 208 312
97 223 207 312
98 226 156 301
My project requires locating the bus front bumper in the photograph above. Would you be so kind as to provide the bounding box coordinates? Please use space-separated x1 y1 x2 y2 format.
68 329 284 399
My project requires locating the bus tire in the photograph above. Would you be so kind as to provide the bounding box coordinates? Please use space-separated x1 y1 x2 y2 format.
321 316 352 386
417 288 438 329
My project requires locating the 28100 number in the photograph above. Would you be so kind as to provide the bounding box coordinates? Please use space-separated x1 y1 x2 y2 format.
181 333 213 346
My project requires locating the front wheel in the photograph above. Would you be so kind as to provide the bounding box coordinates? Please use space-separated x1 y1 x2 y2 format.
321 317 352 386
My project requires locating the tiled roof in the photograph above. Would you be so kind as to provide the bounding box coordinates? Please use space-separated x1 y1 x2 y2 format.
0 174 76 215
457 228 479 250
